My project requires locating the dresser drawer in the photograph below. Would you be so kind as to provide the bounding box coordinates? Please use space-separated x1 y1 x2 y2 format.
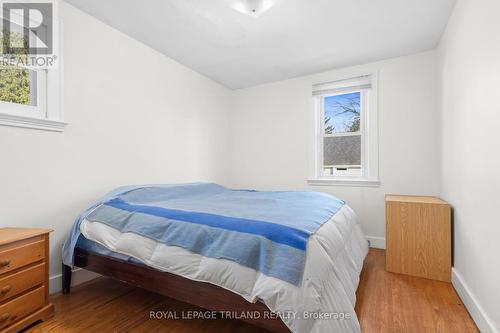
0 286 45 330
0 263 45 302
0 240 45 275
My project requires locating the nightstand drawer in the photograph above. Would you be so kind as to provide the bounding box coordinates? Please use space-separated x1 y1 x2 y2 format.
0 263 45 302
0 286 45 330
0 240 45 275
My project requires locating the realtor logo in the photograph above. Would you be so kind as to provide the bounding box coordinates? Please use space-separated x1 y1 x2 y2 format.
1 0 58 68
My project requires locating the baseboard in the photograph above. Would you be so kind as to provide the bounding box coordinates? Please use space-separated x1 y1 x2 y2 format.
366 236 386 249
49 268 101 295
452 268 498 333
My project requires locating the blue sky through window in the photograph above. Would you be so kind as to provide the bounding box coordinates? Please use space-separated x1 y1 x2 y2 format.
324 92 360 134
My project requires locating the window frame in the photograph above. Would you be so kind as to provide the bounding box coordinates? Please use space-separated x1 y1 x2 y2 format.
0 8 65 132
308 73 379 187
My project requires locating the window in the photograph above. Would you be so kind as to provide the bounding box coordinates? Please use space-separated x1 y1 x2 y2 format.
309 74 379 186
0 3 64 132
0 65 46 117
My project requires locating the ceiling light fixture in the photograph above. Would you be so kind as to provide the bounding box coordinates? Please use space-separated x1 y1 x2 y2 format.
231 0 275 17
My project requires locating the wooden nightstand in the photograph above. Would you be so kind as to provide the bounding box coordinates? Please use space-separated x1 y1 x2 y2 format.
386 195 451 282
0 228 54 332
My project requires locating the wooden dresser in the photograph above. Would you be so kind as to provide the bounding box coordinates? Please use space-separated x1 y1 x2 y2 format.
0 228 54 332
386 195 451 282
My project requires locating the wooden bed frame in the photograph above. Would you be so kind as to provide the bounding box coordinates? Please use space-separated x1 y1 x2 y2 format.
62 248 291 333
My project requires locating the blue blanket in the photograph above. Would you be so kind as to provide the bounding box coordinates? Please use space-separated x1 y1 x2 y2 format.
62 183 344 285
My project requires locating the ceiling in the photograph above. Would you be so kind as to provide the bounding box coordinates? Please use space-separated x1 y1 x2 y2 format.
65 0 456 89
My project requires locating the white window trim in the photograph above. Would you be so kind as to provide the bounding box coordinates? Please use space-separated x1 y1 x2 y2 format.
0 10 65 132
308 72 379 187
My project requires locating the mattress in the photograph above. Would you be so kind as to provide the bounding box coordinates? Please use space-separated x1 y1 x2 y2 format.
79 204 368 333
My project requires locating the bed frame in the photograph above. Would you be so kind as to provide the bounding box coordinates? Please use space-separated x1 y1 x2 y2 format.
62 248 291 333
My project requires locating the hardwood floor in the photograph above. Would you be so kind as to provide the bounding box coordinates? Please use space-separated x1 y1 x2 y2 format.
23 249 477 333
355 249 477 333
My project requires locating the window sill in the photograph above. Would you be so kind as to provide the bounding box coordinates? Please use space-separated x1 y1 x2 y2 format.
0 112 67 132
307 177 380 187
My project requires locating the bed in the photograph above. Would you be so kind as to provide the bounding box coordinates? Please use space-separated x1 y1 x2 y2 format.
62 183 368 333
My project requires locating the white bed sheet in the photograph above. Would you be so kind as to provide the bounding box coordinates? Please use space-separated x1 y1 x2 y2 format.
80 204 368 333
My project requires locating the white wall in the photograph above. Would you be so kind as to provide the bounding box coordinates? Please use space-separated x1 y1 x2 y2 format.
226 51 442 246
0 3 230 289
439 0 500 331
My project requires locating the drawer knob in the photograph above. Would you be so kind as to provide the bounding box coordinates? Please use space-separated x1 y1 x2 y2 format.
0 286 11 295
0 259 10 268
0 313 10 322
